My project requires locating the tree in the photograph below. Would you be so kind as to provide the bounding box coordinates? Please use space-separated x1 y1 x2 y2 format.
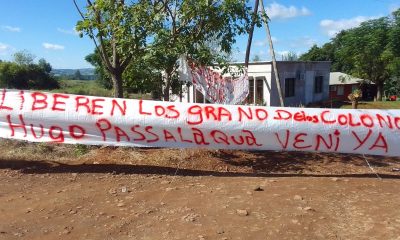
299 44 330 61
252 55 261 62
13 50 35 66
85 50 112 89
38 58 52 73
148 0 255 101
337 18 391 101
0 61 27 88
0 60 59 90
281 51 298 61
384 77 400 96
85 47 162 96
386 9 400 79
74 0 154 98
74 70 84 80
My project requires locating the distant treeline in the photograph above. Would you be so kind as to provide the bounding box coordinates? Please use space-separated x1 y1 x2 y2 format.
52 69 96 81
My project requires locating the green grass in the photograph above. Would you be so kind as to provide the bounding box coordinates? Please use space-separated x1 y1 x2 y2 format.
340 100 400 109
51 79 153 99
52 80 112 97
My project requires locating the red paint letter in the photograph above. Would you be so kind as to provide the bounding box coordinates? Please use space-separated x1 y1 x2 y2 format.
49 126 64 143
255 109 268 121
130 125 146 141
238 107 253 121
368 132 388 153
111 99 127 116
31 92 48 110
139 100 151 115
115 126 130 142
96 118 112 141
274 109 291 120
0 89 13 110
7 114 27 137
75 96 91 113
145 126 159 143
376 114 393 129
293 133 312 149
69 125 86 140
275 130 290 149
351 129 372 150
52 94 69 112
191 128 209 145
163 129 177 142
187 105 203 125
211 130 230 145
30 124 44 139
92 98 105 115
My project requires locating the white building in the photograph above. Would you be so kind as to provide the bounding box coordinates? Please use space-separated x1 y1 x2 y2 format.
178 61 331 107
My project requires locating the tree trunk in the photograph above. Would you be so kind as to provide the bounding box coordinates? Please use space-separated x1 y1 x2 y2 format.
112 70 124 98
163 71 171 101
376 82 384 101
244 0 259 68
352 101 358 109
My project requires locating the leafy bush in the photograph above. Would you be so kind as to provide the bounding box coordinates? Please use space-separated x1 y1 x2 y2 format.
0 61 59 90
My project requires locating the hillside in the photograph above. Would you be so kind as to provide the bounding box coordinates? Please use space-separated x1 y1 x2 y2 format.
51 68 95 77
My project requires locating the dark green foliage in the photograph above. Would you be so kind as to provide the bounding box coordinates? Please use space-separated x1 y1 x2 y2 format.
73 70 84 80
0 55 59 90
85 50 112 89
78 0 256 100
384 77 400 96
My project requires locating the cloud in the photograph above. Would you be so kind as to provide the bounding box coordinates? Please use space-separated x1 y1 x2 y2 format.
0 43 9 52
320 16 380 37
57 27 79 36
1 25 21 32
0 42 12 55
42 43 65 50
266 3 311 20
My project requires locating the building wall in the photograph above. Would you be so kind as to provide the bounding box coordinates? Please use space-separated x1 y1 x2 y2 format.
329 84 356 101
329 83 377 101
177 61 331 107
271 61 331 107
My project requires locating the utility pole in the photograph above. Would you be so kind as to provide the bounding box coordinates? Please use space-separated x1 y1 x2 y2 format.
244 0 259 68
259 0 285 107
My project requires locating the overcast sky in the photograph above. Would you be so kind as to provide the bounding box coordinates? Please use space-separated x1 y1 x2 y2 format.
0 0 399 68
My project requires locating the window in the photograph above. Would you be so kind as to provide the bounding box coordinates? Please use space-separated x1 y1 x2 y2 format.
314 76 323 93
337 85 344 95
330 86 337 91
255 77 264 105
245 77 255 104
285 78 295 97
351 85 358 92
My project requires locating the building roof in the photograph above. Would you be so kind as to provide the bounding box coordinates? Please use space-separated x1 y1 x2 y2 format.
222 61 331 66
329 72 366 85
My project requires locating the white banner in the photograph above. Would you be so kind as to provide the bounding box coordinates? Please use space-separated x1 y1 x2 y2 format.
0 89 399 156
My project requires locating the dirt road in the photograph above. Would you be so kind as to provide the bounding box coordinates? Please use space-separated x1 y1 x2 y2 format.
0 141 400 240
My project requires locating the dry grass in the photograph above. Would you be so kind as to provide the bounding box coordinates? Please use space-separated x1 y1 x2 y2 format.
340 100 400 109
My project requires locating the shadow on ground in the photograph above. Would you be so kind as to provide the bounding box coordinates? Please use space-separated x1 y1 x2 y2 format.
0 154 399 179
